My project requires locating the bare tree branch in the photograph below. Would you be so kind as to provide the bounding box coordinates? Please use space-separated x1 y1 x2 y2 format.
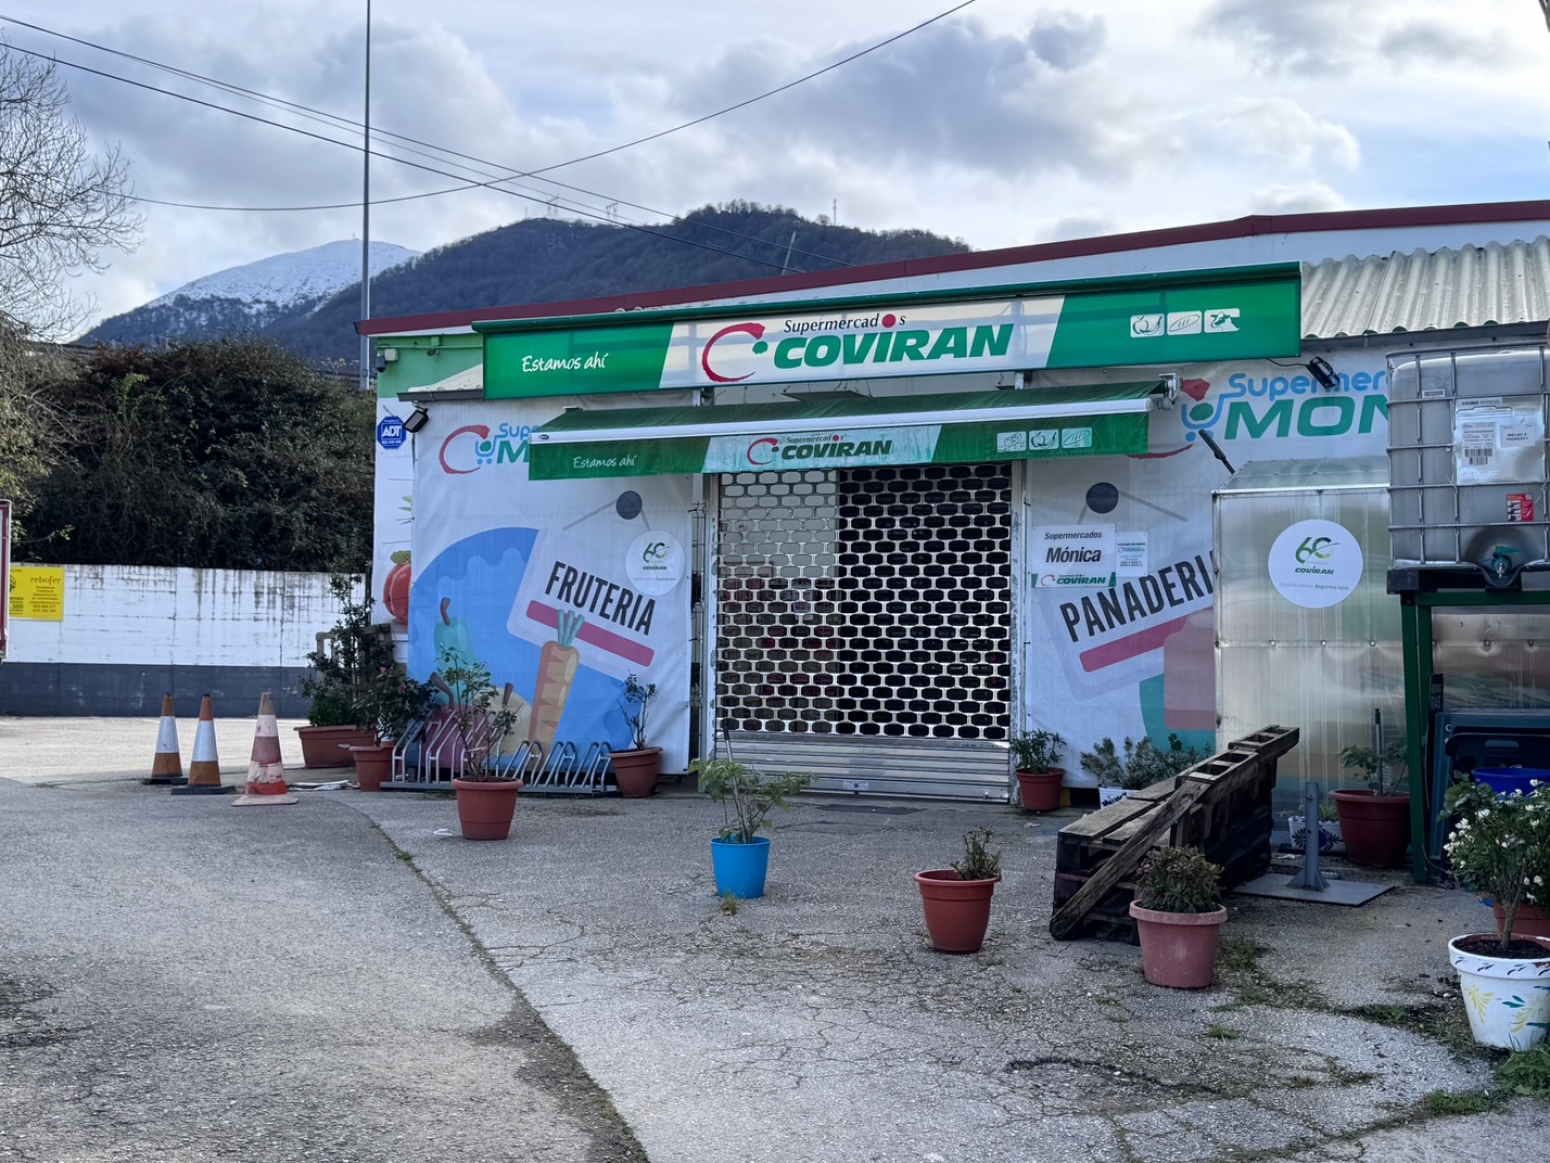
0 41 141 339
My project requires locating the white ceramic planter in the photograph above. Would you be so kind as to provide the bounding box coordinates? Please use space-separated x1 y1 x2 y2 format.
1449 934 1550 1049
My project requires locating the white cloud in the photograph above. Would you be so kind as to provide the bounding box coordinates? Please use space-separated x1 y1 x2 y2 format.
11 0 1549 328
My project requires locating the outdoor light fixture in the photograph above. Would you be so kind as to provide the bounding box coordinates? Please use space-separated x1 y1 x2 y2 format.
1306 357 1340 391
403 406 430 434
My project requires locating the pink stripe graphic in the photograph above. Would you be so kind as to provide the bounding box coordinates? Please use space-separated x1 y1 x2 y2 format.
526 602 655 667
1079 614 1190 673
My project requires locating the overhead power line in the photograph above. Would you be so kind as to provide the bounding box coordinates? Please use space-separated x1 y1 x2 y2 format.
0 5 984 267
0 39 817 274
523 0 978 177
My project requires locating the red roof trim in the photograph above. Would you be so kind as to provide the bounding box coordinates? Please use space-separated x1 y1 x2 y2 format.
359 199 1550 337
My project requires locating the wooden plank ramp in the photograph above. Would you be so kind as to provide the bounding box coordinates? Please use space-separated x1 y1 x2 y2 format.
1048 726 1299 942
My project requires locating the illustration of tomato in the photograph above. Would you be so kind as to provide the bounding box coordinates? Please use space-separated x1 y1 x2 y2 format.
383 550 412 624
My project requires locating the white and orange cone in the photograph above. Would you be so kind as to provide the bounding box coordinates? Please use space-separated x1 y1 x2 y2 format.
233 691 297 806
172 695 230 795
143 693 187 786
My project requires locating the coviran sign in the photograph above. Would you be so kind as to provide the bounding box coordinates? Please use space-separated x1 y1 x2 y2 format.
480 270 1301 399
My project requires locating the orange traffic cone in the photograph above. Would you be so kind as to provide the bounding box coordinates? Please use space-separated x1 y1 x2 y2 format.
142 693 188 786
172 695 231 796
233 691 297 806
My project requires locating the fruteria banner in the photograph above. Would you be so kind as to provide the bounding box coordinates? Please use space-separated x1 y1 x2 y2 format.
1021 351 1390 780
408 398 694 771
483 270 1300 398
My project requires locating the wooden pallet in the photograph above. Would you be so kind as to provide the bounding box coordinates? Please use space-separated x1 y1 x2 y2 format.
1049 726 1299 942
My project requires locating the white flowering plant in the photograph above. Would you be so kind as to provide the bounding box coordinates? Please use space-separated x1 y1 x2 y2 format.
1442 776 1550 952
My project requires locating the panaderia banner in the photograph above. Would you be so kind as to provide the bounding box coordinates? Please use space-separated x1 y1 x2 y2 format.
408 399 694 771
1022 352 1390 779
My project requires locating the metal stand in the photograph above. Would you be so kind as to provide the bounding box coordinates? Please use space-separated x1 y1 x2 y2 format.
1235 781 1392 906
1399 588 1550 882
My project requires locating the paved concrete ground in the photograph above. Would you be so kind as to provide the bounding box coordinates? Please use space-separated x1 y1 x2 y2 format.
6 717 1550 1162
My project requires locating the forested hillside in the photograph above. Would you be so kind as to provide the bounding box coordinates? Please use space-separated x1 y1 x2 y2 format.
263 203 970 365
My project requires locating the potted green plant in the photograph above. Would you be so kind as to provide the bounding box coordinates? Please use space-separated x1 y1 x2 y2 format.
1442 776 1550 1049
689 757 811 899
915 827 1003 954
345 668 437 792
611 674 661 798
1330 741 1410 867
440 648 522 840
1010 730 1066 812
1128 845 1227 989
1081 734 1210 806
297 575 392 768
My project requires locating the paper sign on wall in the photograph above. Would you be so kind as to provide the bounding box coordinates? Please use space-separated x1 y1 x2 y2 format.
1031 524 1116 588
1116 533 1148 576
9 566 65 621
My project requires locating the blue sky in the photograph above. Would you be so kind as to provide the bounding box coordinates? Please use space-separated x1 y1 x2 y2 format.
8 0 1550 328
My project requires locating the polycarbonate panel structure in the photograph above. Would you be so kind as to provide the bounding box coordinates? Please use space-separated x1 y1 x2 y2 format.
1214 459 1403 813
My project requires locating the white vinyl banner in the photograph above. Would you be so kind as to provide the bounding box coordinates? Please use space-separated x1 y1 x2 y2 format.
408 399 694 771
1023 352 1390 777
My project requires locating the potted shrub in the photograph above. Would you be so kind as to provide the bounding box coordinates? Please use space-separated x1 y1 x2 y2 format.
1442 776 1550 1049
1330 742 1410 868
1082 734 1210 807
441 648 522 840
1128 845 1228 989
345 668 436 792
1010 730 1066 811
915 827 1003 954
297 576 390 768
690 757 810 899
611 674 661 798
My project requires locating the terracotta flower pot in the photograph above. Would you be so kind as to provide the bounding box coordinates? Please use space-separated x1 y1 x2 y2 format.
1491 901 1550 941
914 869 1000 953
1016 767 1064 812
612 747 662 798
345 741 395 792
452 778 522 841
296 725 376 769
1329 789 1411 868
1129 901 1228 989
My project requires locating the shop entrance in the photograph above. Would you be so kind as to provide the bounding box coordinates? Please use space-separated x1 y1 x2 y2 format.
712 463 1014 798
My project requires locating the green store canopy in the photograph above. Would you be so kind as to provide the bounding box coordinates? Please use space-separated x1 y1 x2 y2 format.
527 381 1173 480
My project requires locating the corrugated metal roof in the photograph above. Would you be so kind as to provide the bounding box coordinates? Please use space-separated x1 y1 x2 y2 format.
1302 236 1550 339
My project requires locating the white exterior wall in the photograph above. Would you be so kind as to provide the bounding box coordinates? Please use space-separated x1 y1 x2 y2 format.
5 566 349 668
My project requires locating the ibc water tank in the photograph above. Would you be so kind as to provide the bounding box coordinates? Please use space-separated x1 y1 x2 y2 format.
1387 345 1550 585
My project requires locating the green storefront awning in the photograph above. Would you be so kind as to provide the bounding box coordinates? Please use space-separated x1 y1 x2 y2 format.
528 381 1172 480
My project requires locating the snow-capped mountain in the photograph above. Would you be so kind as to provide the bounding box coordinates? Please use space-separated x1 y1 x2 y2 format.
146 240 417 311
78 240 418 347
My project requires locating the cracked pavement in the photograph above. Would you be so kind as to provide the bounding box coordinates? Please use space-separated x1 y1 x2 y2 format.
6 715 1550 1161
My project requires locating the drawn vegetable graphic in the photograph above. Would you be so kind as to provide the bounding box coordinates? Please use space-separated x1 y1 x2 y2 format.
383 550 412 624
529 611 583 752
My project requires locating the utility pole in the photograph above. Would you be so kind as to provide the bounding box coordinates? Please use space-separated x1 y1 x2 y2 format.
359 0 373 394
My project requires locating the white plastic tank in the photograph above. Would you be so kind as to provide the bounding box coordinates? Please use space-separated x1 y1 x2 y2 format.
1387 345 1550 585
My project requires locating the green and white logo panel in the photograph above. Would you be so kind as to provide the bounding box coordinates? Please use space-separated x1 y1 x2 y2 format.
483 269 1301 400
529 412 1150 480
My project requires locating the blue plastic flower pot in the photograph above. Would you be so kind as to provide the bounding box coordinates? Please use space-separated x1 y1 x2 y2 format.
711 836 772 899
1475 768 1550 797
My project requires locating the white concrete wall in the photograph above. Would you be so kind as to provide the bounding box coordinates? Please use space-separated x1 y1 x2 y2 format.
6 566 353 668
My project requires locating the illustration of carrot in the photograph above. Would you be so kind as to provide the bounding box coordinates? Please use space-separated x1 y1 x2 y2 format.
528 611 583 752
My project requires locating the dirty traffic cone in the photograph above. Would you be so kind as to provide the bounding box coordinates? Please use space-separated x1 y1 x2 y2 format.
233 691 297 806
142 693 188 786
172 695 232 796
